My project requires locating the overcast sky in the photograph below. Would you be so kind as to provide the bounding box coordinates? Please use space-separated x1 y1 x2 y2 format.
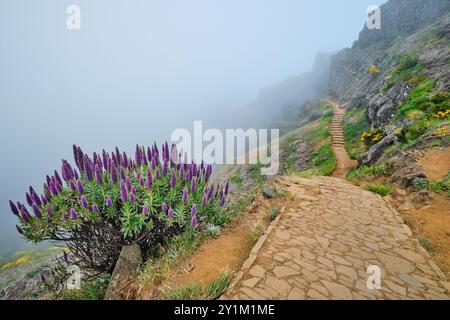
0 0 384 255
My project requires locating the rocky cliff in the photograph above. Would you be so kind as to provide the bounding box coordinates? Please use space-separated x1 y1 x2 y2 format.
329 0 450 105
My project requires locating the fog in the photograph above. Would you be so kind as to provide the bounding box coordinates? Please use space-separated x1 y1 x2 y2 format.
0 0 383 256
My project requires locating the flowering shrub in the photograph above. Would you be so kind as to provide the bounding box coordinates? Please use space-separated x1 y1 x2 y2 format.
368 65 380 75
434 127 450 137
360 128 383 146
10 143 228 273
432 109 450 119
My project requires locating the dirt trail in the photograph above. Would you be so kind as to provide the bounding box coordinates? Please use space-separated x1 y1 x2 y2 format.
418 147 450 181
133 193 287 300
323 98 357 178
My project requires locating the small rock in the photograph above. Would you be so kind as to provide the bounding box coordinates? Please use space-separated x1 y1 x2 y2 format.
408 190 433 209
262 185 274 199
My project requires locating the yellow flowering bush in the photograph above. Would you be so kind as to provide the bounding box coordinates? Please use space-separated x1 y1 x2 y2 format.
368 65 381 75
434 127 450 137
360 128 384 146
432 109 450 119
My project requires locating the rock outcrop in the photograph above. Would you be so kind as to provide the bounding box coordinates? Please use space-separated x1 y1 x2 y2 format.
329 0 450 103
104 245 142 300
367 82 410 127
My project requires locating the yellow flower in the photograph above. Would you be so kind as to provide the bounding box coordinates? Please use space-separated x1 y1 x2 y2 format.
368 65 380 75
434 127 450 137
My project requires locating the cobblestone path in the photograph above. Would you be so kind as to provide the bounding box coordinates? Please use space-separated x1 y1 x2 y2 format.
223 176 450 300
325 98 356 178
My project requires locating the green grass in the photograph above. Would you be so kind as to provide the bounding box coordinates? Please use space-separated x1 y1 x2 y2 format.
343 108 370 159
248 163 265 187
299 144 336 177
248 222 265 247
301 112 333 145
418 236 435 255
165 271 234 300
229 174 243 186
364 183 392 196
139 231 200 285
396 79 436 119
61 275 110 300
412 172 450 197
280 132 299 174
268 207 279 222
346 164 392 181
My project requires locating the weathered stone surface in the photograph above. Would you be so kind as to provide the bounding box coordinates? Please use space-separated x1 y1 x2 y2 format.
262 185 274 199
273 266 300 278
104 244 142 300
408 190 434 209
222 176 449 300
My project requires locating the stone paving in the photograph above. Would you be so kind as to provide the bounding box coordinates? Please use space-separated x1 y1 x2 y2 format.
223 176 450 300
326 98 357 178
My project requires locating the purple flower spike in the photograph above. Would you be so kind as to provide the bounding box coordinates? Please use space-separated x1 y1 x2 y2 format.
105 197 112 207
130 192 135 203
32 203 42 218
170 169 177 188
62 212 68 221
31 191 42 206
185 169 191 183
69 180 76 191
26 192 33 206
110 163 118 184
92 203 99 212
81 195 88 209
155 169 161 179
168 208 174 218
73 170 79 181
139 176 144 187
9 200 19 216
131 185 136 194
224 182 229 195
162 202 168 212
126 176 132 192
162 161 168 176
83 155 93 181
69 208 77 219
55 181 63 194
191 203 197 216
182 187 188 205
46 206 54 217
191 215 197 228
120 180 128 201
179 166 185 180
201 194 207 207
76 180 84 193
220 194 226 207
95 164 103 184
142 205 149 216
54 171 63 186
190 178 196 193
63 251 68 262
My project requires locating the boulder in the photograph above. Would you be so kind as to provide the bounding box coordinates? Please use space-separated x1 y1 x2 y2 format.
389 166 426 188
104 244 142 300
262 185 274 199
294 141 312 171
367 82 409 127
408 190 434 209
